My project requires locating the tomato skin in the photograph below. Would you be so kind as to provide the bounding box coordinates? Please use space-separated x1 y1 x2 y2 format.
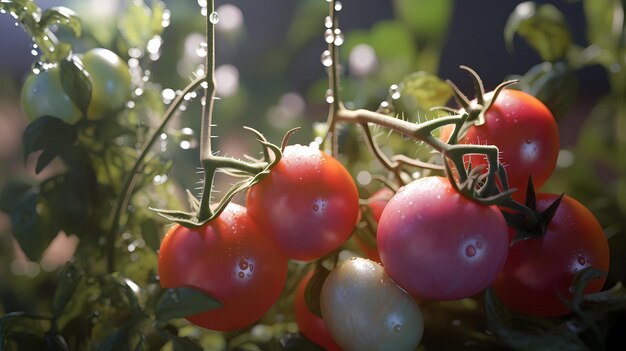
320 258 423 351
81 48 131 119
492 194 610 317
157 203 288 331
355 187 394 263
295 271 343 351
21 64 82 124
442 89 560 200
246 144 360 261
377 176 508 300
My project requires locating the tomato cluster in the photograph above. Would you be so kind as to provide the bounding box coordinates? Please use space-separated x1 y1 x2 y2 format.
21 48 131 124
157 89 609 348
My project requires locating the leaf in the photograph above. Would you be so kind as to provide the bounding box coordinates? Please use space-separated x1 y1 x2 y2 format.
96 319 137 351
44 332 70 351
150 0 167 35
154 287 222 328
0 180 33 213
60 57 92 117
504 1 572 62
39 6 82 37
22 116 77 173
52 263 85 318
10 191 60 261
169 335 203 351
396 71 452 118
484 289 588 351
140 219 162 252
392 0 452 39
304 266 330 318
118 0 153 48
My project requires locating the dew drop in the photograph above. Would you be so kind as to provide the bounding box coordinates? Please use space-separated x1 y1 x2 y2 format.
321 50 332 67
476 240 484 249
465 245 477 257
312 204 320 211
239 259 249 270
577 254 587 266
334 1 343 11
525 138 533 144
325 89 335 103
324 28 334 44
333 29 344 46
389 84 401 100
238 271 245 279
393 324 402 333
324 16 332 29
196 42 208 57
209 11 220 24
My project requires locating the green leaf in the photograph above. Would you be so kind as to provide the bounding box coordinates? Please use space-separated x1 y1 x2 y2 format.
10 191 60 261
304 267 330 318
149 0 167 36
0 180 33 213
392 0 452 39
140 219 162 252
52 263 85 318
39 6 82 37
22 116 77 171
96 319 138 351
60 57 92 117
504 1 572 62
396 71 452 118
44 332 70 351
154 287 222 328
169 335 203 351
484 289 588 351
118 0 153 48
583 0 618 52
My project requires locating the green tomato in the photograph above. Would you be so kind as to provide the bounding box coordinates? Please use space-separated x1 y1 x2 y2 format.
320 257 424 351
81 48 131 119
20 64 82 124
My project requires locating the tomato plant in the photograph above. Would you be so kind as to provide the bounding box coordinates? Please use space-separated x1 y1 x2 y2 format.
246 144 360 261
320 257 423 351
157 203 289 331
20 63 83 124
354 187 394 263
377 176 509 300
295 270 343 351
442 89 560 199
80 48 131 119
492 193 610 317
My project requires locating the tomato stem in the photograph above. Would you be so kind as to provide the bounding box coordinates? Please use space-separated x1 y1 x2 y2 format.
322 0 344 157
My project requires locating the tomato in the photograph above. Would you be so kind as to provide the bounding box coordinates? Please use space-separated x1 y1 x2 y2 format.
320 257 423 351
157 203 288 331
20 48 130 123
246 144 360 261
492 194 610 317
81 48 131 119
441 89 559 200
295 271 343 351
354 187 394 263
377 176 508 300
21 64 82 124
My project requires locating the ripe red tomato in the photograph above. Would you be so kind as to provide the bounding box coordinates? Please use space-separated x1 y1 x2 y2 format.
441 89 559 200
295 271 343 351
157 203 288 331
377 176 508 300
246 144 360 261
492 194 610 317
354 187 394 263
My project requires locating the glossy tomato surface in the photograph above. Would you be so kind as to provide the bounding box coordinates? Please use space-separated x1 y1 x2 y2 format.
157 203 288 331
320 258 423 351
21 64 83 124
81 48 131 119
492 194 610 317
295 271 342 351
442 89 559 199
377 176 508 300
246 144 359 261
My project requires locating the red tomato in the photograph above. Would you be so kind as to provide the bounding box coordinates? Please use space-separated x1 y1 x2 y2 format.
295 271 343 351
157 203 288 331
441 89 559 200
492 194 610 317
246 144 360 261
355 187 394 263
377 176 508 300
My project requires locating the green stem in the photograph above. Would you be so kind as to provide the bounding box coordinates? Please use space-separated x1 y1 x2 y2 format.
106 76 205 273
200 0 217 161
322 0 343 156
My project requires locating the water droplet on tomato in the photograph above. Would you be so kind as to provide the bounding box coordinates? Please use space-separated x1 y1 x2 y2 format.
238 271 245 279
312 204 320 211
577 254 587 266
393 324 402 333
239 259 249 270
465 245 476 257
476 240 484 249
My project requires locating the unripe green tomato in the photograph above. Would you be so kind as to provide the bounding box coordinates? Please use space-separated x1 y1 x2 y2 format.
81 48 131 119
20 64 82 124
320 257 424 351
